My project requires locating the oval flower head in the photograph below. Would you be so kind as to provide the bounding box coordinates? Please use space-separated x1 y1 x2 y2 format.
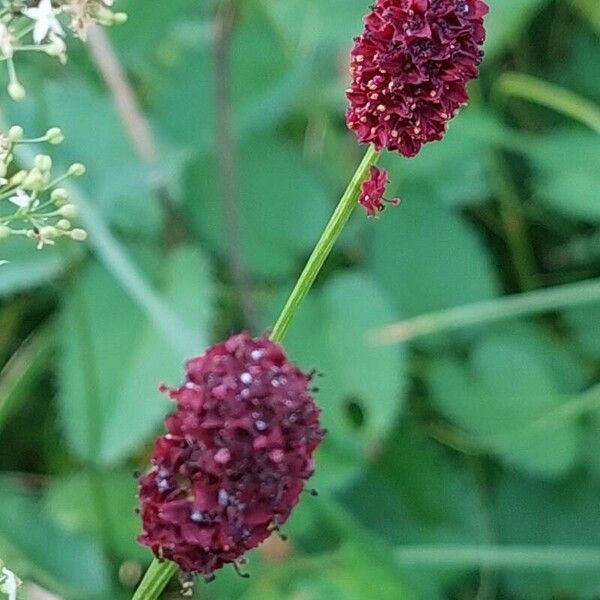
138 334 324 575
346 0 489 157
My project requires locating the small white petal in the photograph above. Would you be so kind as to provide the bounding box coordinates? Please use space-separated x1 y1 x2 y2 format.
32 20 49 44
1 567 18 600
9 190 32 209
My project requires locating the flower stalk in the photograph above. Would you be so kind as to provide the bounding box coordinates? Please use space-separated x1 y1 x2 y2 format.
131 143 379 599
270 144 379 342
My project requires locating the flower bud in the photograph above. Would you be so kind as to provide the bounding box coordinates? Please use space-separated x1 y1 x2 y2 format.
7 82 25 102
7 126 23 143
58 203 77 218
39 226 57 240
9 170 26 186
45 127 64 145
0 225 11 239
22 168 44 191
70 228 88 241
45 34 67 61
56 219 71 231
113 12 128 24
51 188 70 205
68 163 86 177
34 154 52 172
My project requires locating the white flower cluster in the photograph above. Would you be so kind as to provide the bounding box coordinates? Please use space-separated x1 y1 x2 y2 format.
0 560 21 600
0 125 88 256
0 0 127 100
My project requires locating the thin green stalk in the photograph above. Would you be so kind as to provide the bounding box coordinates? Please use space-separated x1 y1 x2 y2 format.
131 145 380 598
495 72 600 134
489 151 539 291
372 275 600 345
131 560 178 600
64 247 119 577
270 144 379 342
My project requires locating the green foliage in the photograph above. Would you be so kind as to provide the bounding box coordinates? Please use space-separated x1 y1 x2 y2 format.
0 0 599 599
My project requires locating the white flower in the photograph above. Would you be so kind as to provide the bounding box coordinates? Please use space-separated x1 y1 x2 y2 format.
0 566 21 600
9 189 32 209
22 0 65 45
0 23 14 59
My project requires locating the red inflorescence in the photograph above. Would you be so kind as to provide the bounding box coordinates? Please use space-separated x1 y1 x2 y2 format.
138 333 323 575
359 166 400 217
346 0 489 157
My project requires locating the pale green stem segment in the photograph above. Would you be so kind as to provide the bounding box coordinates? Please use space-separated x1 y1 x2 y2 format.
130 144 379 599
131 559 178 600
372 275 600 345
270 144 380 343
495 72 600 134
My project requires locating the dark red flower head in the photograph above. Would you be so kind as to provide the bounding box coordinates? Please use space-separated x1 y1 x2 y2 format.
359 166 400 217
346 0 489 157
138 334 323 575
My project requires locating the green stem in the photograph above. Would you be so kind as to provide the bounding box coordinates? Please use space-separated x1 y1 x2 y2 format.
489 151 539 291
270 144 380 343
131 559 178 600
131 144 380 599
372 275 600 345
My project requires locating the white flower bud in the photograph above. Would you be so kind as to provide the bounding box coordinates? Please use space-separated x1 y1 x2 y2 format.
45 127 64 145
7 82 25 102
7 126 23 143
68 163 86 177
0 225 11 239
34 154 52 172
10 170 27 186
56 219 71 230
51 188 69 205
113 12 128 24
22 168 45 191
70 228 88 242
58 203 77 218
40 226 57 240
45 34 67 61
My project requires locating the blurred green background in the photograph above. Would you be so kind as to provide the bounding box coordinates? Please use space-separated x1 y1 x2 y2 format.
1 0 600 598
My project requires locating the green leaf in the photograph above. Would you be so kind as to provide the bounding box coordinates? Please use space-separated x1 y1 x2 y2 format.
0 238 68 297
341 421 481 597
384 109 516 208
565 304 600 359
523 131 600 222
186 135 331 279
45 472 147 562
367 196 499 319
59 246 213 465
483 0 552 59
0 322 54 434
495 472 600 598
428 329 583 476
263 0 369 48
99 247 213 463
268 271 406 489
0 480 112 599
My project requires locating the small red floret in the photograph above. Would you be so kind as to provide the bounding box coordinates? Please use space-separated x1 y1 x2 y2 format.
359 166 400 217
